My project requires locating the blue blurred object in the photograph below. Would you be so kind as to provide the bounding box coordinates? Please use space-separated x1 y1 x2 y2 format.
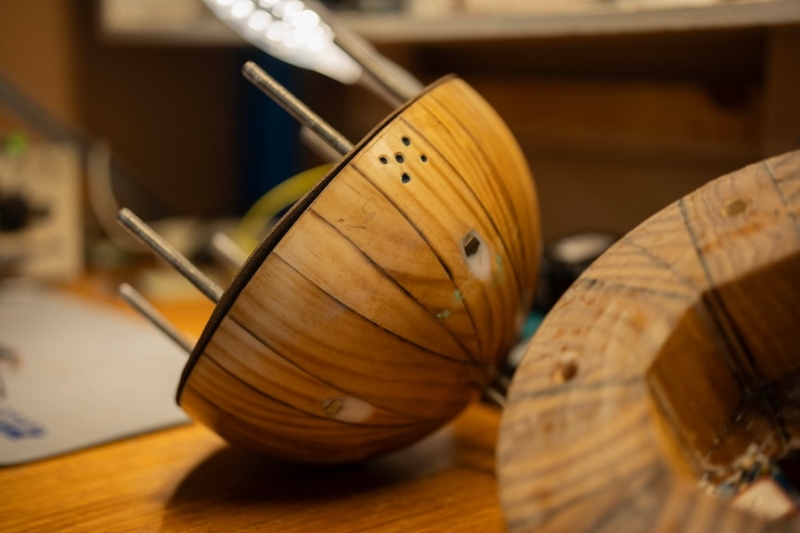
238 51 305 214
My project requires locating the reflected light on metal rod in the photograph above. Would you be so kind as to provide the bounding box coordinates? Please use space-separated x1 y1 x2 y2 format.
242 61 354 157
118 283 194 354
117 208 224 304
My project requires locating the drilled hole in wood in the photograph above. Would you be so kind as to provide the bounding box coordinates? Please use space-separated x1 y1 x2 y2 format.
402 137 411 146
553 361 578 383
379 156 388 165
322 398 343 416
723 198 749 218
395 153 404 164
420 155 428 163
401 173 411 184
463 234 481 257
462 231 492 280
322 397 373 423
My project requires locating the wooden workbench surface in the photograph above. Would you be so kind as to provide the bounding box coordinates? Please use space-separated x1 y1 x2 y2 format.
0 281 505 532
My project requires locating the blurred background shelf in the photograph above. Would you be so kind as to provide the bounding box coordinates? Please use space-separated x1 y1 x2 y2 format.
97 0 800 44
1 1 798 245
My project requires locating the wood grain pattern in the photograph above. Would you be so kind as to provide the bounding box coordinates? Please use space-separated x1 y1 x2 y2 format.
0 406 504 533
0 284 505 533
498 150 800 531
180 77 540 463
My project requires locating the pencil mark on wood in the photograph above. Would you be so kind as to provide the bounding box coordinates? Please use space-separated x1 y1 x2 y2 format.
764 159 800 238
511 374 641 401
578 276 693 302
679 199 762 387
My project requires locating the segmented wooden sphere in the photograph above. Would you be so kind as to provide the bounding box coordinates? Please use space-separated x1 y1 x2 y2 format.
178 76 541 463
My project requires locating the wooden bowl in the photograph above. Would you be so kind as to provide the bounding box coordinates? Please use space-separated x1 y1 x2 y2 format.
497 150 800 531
179 76 541 463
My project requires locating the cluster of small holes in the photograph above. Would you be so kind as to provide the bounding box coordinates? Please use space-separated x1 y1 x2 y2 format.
377 136 427 184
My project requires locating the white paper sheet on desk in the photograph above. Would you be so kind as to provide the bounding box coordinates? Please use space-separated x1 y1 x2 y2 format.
0 284 189 465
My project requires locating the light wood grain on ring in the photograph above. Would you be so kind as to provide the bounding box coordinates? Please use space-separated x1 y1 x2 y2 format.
498 150 800 531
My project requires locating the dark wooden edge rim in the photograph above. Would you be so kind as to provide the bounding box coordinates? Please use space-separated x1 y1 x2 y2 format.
176 74 460 404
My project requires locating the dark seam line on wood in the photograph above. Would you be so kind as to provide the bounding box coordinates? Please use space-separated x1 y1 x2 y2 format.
272 247 475 366
189 384 443 454
771 152 800 183
210 314 438 421
398 115 516 353
195 355 431 428
439 86 542 279
764 159 800 238
690 300 752 410
227 302 456 421
399 113 521 297
205 322 443 424
308 207 479 365
403 109 526 299
680 196 784 457
350 155 487 359
622 235 704 292
428 88 529 244
678 198 762 392
426 91 532 288
577 276 694 303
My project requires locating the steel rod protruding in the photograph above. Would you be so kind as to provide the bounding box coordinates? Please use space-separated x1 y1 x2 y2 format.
117 208 224 304
301 0 422 103
334 31 419 104
242 61 354 157
118 283 194 354
485 386 506 408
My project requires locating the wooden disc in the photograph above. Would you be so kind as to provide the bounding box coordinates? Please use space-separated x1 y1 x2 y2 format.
498 150 800 531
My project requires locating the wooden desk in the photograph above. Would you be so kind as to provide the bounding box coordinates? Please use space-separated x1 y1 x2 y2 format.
0 281 504 532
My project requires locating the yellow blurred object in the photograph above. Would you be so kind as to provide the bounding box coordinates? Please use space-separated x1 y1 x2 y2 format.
234 164 332 252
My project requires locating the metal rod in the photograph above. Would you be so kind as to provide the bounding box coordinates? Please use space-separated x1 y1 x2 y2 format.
301 0 422 103
300 126 341 163
117 208 224 303
242 61 354 157
118 283 194 354
484 386 506 408
334 32 418 104
210 232 247 271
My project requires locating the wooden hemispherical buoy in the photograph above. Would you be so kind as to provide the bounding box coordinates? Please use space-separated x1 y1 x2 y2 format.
121 67 540 463
498 150 800 531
